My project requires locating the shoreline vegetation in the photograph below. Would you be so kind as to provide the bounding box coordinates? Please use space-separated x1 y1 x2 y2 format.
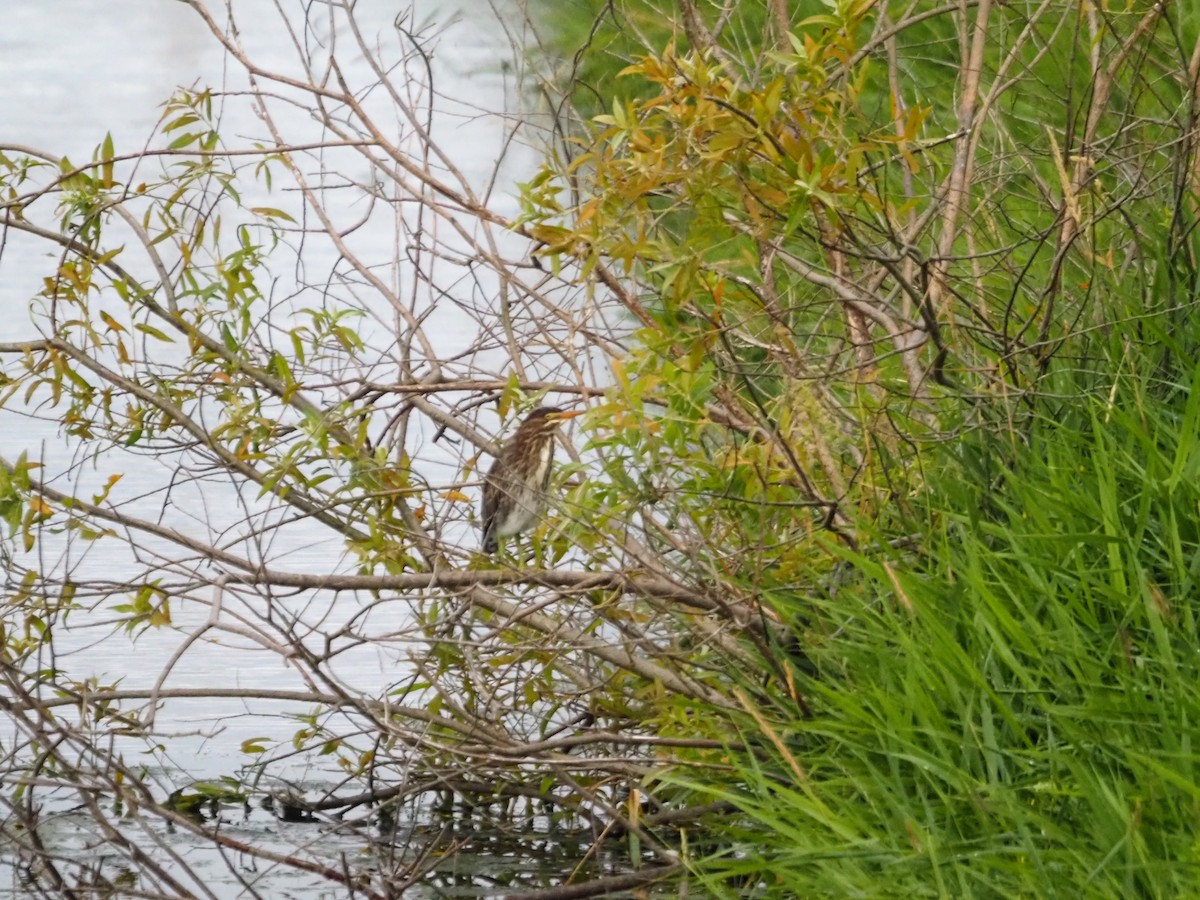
1 0 1198 895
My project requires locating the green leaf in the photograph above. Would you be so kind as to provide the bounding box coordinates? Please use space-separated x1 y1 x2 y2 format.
134 323 175 343
250 207 296 223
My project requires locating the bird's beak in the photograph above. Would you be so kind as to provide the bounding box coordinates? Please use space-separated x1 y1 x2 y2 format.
550 410 584 422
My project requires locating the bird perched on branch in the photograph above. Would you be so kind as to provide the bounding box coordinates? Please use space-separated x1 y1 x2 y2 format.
480 406 582 555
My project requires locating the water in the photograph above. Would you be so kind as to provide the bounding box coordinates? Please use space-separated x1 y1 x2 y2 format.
0 0 525 752
0 1 612 895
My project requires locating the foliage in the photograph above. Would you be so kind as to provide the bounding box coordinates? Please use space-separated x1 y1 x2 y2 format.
519 0 1200 895
656 334 1200 897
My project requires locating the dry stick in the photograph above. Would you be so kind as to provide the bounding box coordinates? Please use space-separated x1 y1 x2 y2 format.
927 0 992 319
407 392 499 455
229 567 738 624
77 790 217 900
146 574 227 730
9 687 723 757
466 585 731 707
553 767 681 867
503 864 683 900
679 0 716 56
144 576 303 728
591 258 658 329
1190 34 1200 197
0 340 366 545
767 0 789 54
678 0 744 89
356 378 601 399
5 792 77 900
178 0 500 230
885 17 917 313
959 0 1074 355
248 12 604 441
234 68 447 565
1168 21 1200 280
1047 2 1168 326
0 216 368 464
7 691 710 801
6 671 220 900
194 0 544 408
342 9 478 206
0 142 375 215
250 119 441 375
0 452 304 577
769 243 927 397
150 804 390 900
304 771 645 817
835 2 981 83
0 453 748 633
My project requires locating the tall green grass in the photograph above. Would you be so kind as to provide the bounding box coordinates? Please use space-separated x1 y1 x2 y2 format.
664 342 1200 897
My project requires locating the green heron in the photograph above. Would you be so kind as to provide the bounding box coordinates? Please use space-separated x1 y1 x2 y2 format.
480 406 583 554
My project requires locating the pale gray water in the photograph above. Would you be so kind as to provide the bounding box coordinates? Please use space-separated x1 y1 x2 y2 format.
0 0 529 740
0 1 566 895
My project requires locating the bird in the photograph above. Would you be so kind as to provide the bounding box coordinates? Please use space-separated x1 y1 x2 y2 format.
480 406 583 555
